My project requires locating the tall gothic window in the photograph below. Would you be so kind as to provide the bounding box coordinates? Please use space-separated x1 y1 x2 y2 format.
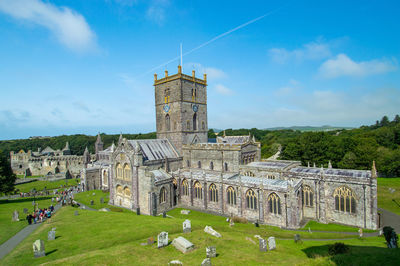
182 179 189 196
193 113 197 130
164 89 170 103
302 185 314 207
210 161 214 170
123 164 131 181
116 163 123 179
186 160 190 168
334 186 356 213
159 187 167 203
246 189 257 210
165 114 170 131
209 183 218 202
194 181 203 199
227 186 236 205
268 193 281 215
202 121 205 130
186 120 190 130
198 161 201 168
224 162 228 171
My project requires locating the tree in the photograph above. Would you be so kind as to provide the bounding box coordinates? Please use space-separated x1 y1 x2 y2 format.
380 116 390 127
394 114 400 124
0 151 16 194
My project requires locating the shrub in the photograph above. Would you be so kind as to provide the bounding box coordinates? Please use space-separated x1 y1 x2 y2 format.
232 216 248 224
328 242 349 255
383 226 398 248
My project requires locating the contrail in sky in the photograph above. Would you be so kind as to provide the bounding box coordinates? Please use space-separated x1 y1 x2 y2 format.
135 5 287 78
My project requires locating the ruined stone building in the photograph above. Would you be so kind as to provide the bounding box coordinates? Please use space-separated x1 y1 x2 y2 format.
82 66 378 230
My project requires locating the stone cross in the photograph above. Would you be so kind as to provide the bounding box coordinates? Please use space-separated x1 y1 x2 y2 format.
183 219 191 233
259 238 267 252
206 246 217 257
33 239 45 258
158 231 168 248
48 230 55 241
12 210 19 221
268 236 276 250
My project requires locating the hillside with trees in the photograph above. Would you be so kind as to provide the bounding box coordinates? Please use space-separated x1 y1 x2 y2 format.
1 115 399 177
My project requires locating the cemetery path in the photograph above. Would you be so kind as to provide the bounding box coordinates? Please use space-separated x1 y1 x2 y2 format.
0 202 62 260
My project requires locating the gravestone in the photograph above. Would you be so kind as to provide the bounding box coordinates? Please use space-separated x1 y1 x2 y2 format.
74 210 79 216
181 210 190 215
201 258 212 266
158 231 168 248
52 227 56 231
90 200 94 206
92 192 96 196
100 197 104 204
183 219 191 233
204 226 221 238
268 237 276 250
259 238 267 252
172 236 195 253
99 208 111 212
33 239 45 258
136 208 140 215
294 234 301 243
51 197 54 202
168 260 183 265
147 237 154 245
229 219 234 227
308 227 312 234
12 210 19 221
255 221 259 227
358 228 363 238
48 230 55 241
254 235 262 240
163 211 167 218
206 246 216 258
23 208 28 214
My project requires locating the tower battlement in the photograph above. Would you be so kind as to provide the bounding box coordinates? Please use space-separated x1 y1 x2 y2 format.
154 66 207 86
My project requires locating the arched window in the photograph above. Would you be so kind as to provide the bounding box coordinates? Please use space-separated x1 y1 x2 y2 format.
268 193 281 214
224 162 228 171
194 181 203 199
123 164 131 181
302 185 314 207
124 187 131 197
165 114 170 131
198 161 201 169
202 121 205 130
267 175 275 179
210 161 214 170
186 160 190 168
334 186 356 213
193 113 197 130
174 121 177 130
103 170 108 186
159 187 167 203
164 88 170 103
186 120 190 130
209 183 218 202
182 179 189 196
246 189 257 210
116 185 123 195
227 186 236 205
116 163 123 179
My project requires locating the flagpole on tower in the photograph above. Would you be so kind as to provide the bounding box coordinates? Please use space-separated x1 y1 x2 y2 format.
180 43 183 69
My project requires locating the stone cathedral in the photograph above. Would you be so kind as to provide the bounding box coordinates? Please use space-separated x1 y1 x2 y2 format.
83 66 378 230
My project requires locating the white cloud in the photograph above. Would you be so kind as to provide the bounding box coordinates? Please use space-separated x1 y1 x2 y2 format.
269 40 331 64
319 54 397 78
215 84 233 95
183 63 227 80
146 0 170 24
0 0 96 52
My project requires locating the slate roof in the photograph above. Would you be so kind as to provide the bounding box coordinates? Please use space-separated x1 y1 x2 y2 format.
128 139 179 161
150 169 172 182
228 174 289 189
41 146 55 154
289 166 371 178
247 160 300 170
216 135 250 144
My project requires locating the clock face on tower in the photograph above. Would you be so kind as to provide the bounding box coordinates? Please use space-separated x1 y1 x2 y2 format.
163 104 170 113
192 104 198 112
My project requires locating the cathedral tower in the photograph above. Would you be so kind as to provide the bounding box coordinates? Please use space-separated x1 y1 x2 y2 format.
154 66 208 154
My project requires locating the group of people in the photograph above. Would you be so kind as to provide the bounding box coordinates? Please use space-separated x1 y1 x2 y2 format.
26 205 55 225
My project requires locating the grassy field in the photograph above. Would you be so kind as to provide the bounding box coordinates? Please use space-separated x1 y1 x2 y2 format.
15 179 80 193
0 196 53 245
73 190 110 210
302 221 376 233
377 178 400 215
1 207 399 265
16 175 44 179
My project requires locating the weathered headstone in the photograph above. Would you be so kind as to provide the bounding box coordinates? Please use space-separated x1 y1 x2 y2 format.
147 236 154 245
23 208 28 214
308 227 312 234
100 197 104 204
48 230 55 241
163 211 167 218
90 200 94 206
259 238 267 252
51 197 54 202
157 231 168 248
99 208 111 212
172 236 195 253
268 236 276 250
74 210 79 216
33 240 45 258
206 246 216 258
181 209 190 215
183 219 191 233
294 234 301 243
136 208 140 215
204 226 221 238
92 192 96 196
168 260 183 265
12 210 19 221
358 228 363 238
255 221 259 227
201 258 212 266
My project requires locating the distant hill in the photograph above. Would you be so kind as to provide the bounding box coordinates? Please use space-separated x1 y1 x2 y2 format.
264 125 354 132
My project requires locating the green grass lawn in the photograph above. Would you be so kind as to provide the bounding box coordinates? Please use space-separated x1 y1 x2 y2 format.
16 175 44 179
377 178 400 215
1 206 399 265
73 190 111 210
0 196 54 245
14 179 80 194
302 221 376 233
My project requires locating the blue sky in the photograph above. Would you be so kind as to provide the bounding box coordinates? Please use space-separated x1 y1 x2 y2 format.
0 0 399 140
